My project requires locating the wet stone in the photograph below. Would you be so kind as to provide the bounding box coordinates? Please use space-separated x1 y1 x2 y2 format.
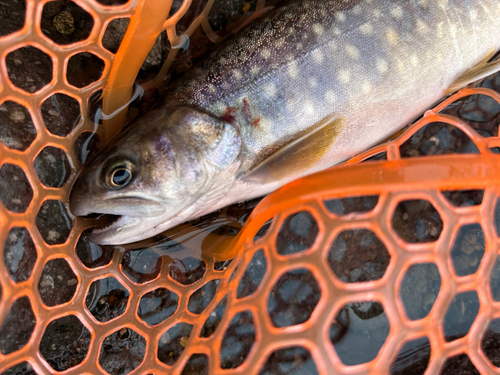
443 291 479 342
181 354 209 375
214 259 233 271
276 211 318 255
137 31 169 83
0 164 33 213
400 122 479 157
220 311 255 369
0 0 26 37
122 248 162 283
237 249 267 298
169 257 206 285
461 94 500 123
75 229 115 268
208 0 257 31
328 229 390 283
455 94 500 136
0 297 36 355
0 100 36 150
99 328 146 374
38 258 78 306
494 197 500 237
41 93 81 137
200 295 227 338
188 279 220 314
391 336 430 375
138 288 179 326
1 361 38 375
481 317 500 368
325 195 379 216
490 256 500 301
392 199 443 243
6 46 53 93
441 189 484 207
39 315 91 371
95 0 129 5
66 52 105 88
441 354 479 375
35 200 72 245
4 227 37 283
400 263 441 321
34 146 71 188
254 219 272 242
102 18 130 54
268 269 321 328
361 151 388 162
75 131 101 165
330 301 390 366
260 346 319 375
158 323 193 366
451 224 485 277
86 277 129 322
41 1 94 44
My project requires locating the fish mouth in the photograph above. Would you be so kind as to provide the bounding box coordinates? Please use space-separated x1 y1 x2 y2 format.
87 213 172 245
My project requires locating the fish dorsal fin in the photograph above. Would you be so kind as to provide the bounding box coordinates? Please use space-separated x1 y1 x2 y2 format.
242 114 345 184
447 49 500 94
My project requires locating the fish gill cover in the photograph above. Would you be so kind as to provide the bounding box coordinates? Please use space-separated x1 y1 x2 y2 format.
1 0 500 374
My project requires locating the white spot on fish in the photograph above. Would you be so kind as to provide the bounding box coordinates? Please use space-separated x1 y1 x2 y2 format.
437 0 449 10
263 82 277 97
416 19 428 34
410 54 419 67
313 24 325 36
470 9 478 21
352 5 361 15
332 27 341 37
361 80 372 94
312 49 324 64
288 61 299 78
304 100 315 116
215 101 226 112
391 5 403 19
345 44 360 60
275 38 285 48
335 12 346 22
261 48 271 59
376 58 389 74
338 69 351 84
373 9 382 17
325 90 336 105
296 42 303 50
208 84 217 94
359 23 373 35
386 27 398 46
329 41 339 53
308 77 318 87
418 0 428 6
250 65 260 76
232 70 242 81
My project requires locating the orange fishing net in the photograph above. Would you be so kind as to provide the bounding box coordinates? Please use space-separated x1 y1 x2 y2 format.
1 0 500 374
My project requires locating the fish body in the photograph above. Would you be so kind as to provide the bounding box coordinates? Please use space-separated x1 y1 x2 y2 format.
71 0 500 244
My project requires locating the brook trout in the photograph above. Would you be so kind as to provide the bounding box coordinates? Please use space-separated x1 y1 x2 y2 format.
70 0 500 244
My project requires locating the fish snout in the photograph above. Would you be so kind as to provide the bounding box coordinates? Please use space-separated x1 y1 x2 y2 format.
69 175 93 216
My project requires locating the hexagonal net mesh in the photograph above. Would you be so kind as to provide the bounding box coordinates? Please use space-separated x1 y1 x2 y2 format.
2 0 500 374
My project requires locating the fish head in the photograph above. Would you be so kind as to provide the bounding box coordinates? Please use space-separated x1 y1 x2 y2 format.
70 104 242 245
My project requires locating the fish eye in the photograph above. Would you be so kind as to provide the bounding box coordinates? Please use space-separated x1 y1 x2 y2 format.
104 160 135 189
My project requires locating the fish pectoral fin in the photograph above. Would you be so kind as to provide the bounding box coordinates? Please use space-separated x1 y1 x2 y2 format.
447 50 500 94
242 114 345 184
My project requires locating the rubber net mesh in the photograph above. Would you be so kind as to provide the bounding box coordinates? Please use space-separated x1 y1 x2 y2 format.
1 0 500 374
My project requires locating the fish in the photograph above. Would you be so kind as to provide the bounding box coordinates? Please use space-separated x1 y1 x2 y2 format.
70 0 500 245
